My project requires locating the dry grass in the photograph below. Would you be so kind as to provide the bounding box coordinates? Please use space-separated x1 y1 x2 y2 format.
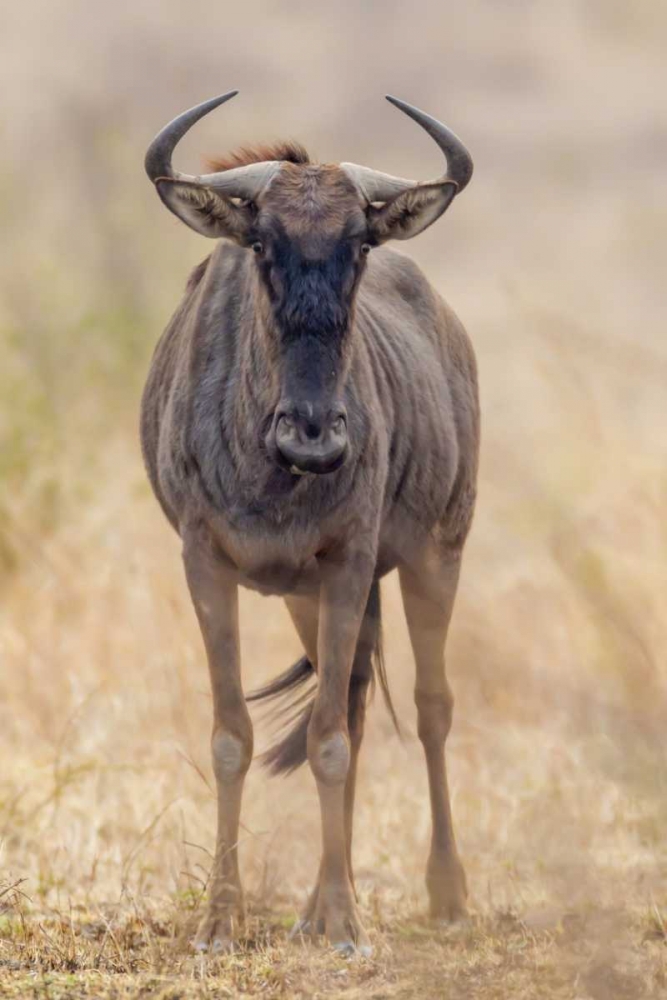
1 449 666 998
1 1 667 996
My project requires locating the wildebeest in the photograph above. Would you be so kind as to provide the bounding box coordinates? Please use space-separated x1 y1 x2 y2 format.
141 91 478 956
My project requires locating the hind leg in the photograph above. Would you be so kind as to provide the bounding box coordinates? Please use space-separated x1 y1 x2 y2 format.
285 593 373 942
399 546 468 921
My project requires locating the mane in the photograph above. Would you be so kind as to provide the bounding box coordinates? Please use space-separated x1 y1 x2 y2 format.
205 141 310 173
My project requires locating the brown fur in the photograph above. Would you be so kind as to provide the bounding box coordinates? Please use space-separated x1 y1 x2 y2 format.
259 163 360 240
141 158 478 954
184 254 210 293
206 140 310 173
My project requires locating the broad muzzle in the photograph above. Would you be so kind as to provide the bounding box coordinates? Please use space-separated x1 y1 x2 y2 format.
269 402 348 475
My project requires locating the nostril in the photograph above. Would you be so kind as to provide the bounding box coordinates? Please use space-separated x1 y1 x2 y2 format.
274 403 347 453
304 421 323 441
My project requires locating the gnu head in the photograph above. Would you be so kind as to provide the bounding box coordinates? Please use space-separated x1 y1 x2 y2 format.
145 91 473 474
145 90 472 246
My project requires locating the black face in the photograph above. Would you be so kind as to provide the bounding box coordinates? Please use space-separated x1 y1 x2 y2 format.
251 216 369 339
252 207 372 475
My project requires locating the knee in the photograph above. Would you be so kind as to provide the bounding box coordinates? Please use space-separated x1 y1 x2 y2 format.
211 721 253 784
415 687 454 747
307 712 350 785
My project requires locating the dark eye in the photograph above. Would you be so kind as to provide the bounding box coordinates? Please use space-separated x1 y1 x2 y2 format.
251 241 264 254
361 243 372 256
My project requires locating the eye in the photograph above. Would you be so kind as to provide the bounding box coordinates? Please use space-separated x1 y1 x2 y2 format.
251 241 264 254
360 243 372 256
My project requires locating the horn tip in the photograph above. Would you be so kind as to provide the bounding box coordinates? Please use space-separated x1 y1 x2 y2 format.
213 89 239 104
385 94 417 117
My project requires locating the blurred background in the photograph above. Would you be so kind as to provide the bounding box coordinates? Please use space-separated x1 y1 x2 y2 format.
1 0 666 992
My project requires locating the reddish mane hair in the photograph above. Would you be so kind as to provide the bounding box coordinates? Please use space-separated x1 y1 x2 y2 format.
205 141 310 173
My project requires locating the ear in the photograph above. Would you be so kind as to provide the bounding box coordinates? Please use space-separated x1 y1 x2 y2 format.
367 181 458 243
155 179 254 241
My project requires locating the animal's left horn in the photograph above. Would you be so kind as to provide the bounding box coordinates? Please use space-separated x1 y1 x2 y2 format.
145 91 281 200
341 96 473 204
386 96 473 192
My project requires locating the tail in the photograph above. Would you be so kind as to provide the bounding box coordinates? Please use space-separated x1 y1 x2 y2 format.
246 581 400 776
246 655 316 775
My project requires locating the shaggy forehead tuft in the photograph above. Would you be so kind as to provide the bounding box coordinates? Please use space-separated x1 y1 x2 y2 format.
205 141 310 173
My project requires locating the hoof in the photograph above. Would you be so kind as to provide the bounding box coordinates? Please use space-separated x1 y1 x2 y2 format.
334 940 373 959
193 905 243 955
430 899 469 923
291 878 371 954
193 936 236 955
427 853 468 923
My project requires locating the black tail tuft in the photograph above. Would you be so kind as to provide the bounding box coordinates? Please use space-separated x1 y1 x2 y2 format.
246 655 314 705
246 655 316 775
247 582 400 776
261 698 314 775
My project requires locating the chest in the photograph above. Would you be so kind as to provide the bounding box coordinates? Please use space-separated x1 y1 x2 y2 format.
209 507 324 596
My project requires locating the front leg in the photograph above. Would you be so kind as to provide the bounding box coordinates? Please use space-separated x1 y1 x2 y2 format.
307 546 374 956
182 531 252 953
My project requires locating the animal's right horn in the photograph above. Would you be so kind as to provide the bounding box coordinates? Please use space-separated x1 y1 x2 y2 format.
145 91 281 201
145 91 239 184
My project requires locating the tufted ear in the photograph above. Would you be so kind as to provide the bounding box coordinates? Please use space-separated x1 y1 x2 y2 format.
367 181 458 243
155 179 254 241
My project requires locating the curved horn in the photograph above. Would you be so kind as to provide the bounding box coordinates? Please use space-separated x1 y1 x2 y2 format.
145 91 238 183
341 95 473 204
144 91 281 201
